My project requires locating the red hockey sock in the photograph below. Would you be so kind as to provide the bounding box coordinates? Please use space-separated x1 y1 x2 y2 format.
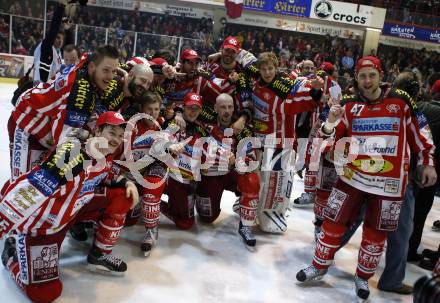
142 176 165 229
240 195 258 226
237 173 260 226
356 224 387 280
312 220 347 269
94 188 132 254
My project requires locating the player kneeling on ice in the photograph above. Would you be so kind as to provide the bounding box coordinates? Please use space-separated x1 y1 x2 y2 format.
195 93 260 249
159 93 209 230
295 56 437 301
0 112 138 303
117 92 168 257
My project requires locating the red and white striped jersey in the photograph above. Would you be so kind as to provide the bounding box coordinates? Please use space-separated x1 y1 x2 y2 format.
0 139 113 238
251 77 318 148
324 88 435 197
199 122 255 176
12 57 125 148
162 74 234 110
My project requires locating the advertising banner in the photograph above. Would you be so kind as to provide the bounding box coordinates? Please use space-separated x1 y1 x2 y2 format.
88 0 214 18
243 0 312 18
0 53 33 79
227 13 364 39
383 23 440 44
309 0 386 29
379 35 440 52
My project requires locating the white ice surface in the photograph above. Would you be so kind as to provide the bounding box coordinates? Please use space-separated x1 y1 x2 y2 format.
0 83 438 303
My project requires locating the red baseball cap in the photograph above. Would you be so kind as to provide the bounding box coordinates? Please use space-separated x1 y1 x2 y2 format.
181 49 201 61
223 36 240 52
183 93 202 108
96 111 127 127
149 57 167 66
319 61 334 73
149 57 168 74
126 56 150 69
355 56 382 74
431 79 440 94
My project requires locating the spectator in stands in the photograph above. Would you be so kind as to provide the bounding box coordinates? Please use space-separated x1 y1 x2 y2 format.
341 49 355 74
61 43 80 69
12 39 27 55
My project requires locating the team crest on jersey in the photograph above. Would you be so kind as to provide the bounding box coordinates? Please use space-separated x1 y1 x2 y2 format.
55 78 66 91
386 104 400 114
30 244 59 283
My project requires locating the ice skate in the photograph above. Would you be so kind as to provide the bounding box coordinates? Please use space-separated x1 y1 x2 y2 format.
141 227 158 257
432 220 440 231
238 221 256 251
1 237 17 267
354 274 370 301
293 192 315 207
296 264 327 282
87 248 127 276
232 197 240 215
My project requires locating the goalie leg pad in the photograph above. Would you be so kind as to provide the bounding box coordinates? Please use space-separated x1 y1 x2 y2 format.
257 170 293 233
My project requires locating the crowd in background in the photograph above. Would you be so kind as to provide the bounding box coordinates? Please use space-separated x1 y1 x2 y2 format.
0 0 438 89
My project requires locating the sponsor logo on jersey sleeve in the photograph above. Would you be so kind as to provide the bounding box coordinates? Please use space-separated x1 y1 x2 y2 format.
28 169 59 196
66 110 88 127
415 111 428 128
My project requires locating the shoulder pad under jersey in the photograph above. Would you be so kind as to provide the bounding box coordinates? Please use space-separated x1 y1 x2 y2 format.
340 94 357 106
118 62 130 72
388 88 418 111
40 139 90 186
236 126 254 141
195 123 209 137
269 76 296 99
197 106 217 124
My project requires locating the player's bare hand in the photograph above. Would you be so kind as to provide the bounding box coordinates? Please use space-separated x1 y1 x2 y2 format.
162 64 177 79
125 181 139 208
310 76 324 90
231 116 246 135
328 104 344 123
168 136 192 156
174 112 186 131
421 165 437 187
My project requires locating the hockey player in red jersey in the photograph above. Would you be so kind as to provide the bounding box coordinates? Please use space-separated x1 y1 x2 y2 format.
294 63 341 208
195 93 260 249
296 56 437 301
161 49 236 129
237 52 323 234
160 92 209 230
1 112 139 303
9 46 153 182
116 92 168 256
